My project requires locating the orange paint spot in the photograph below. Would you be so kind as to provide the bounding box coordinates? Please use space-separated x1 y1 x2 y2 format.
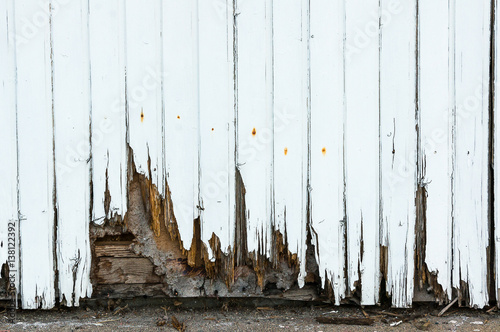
177 115 180 119
284 147 288 155
322 147 326 155
211 128 214 131
140 110 144 122
252 128 256 136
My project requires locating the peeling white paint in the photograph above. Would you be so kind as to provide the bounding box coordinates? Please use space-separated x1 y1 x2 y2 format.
125 0 164 193
236 0 274 258
162 0 199 250
0 0 19 299
52 0 92 306
273 0 308 285
15 0 56 309
452 0 490 308
309 0 346 305
0 0 498 309
89 0 128 223
344 0 381 306
198 0 236 255
380 0 417 308
419 0 454 302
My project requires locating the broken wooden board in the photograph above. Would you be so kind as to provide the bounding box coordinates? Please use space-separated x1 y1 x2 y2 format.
125 0 164 205
162 0 199 249
89 0 128 224
418 0 454 303
236 0 275 260
198 0 236 255
272 0 308 283
96 258 161 284
94 242 136 258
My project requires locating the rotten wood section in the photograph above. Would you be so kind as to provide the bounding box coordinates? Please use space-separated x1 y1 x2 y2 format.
1 0 500 309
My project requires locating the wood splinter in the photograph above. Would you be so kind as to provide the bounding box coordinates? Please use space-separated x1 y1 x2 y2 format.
438 297 458 317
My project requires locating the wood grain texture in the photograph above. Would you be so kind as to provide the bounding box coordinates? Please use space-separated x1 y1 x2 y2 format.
94 242 136 258
96 257 161 284
93 283 166 298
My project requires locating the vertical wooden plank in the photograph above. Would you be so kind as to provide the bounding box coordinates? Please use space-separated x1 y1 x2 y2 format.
125 0 164 194
237 0 274 258
198 0 235 254
344 0 380 305
163 0 199 249
273 0 307 280
52 0 92 306
14 0 56 309
453 0 490 308
380 0 417 308
419 0 453 301
495 0 500 308
89 0 127 223
309 0 346 304
0 0 19 297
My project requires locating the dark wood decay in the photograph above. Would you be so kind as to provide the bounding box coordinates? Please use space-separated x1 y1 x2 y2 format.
88 153 442 304
90 155 316 301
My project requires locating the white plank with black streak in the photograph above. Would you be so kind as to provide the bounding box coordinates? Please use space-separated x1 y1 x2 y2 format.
162 0 200 249
89 0 128 224
198 0 236 255
273 0 308 282
344 0 381 305
452 0 490 308
52 0 93 306
419 0 453 302
380 0 417 308
0 0 19 300
236 0 274 258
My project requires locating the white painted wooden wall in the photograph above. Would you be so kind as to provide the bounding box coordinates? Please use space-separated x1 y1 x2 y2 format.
0 0 499 309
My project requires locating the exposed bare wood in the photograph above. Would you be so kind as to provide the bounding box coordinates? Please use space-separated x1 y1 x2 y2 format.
94 242 136 258
96 258 161 285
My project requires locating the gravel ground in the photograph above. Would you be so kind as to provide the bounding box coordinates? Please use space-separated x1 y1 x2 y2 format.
1 301 500 331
